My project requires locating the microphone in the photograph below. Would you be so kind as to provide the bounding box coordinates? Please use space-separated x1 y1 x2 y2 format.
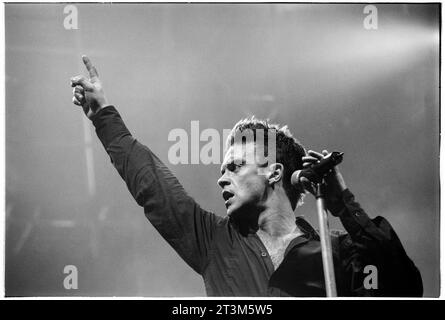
291 151 344 185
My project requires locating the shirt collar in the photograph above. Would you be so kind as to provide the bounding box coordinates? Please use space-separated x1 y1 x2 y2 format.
295 216 320 241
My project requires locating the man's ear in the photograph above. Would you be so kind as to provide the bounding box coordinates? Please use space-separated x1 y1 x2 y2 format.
268 163 284 185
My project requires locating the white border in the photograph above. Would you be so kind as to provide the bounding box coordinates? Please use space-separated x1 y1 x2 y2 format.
0 0 442 300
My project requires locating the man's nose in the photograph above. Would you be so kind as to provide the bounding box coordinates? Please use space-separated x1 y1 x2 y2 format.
217 173 230 189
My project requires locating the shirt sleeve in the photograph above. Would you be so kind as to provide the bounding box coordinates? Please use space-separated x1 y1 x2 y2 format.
91 106 222 275
329 189 423 297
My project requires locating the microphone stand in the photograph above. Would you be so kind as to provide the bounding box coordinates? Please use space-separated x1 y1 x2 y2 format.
315 182 337 297
292 151 344 297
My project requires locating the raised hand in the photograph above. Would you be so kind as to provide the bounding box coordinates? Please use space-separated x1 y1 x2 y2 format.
71 55 109 119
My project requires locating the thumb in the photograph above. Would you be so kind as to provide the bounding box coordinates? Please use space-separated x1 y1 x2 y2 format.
300 177 316 195
71 75 94 91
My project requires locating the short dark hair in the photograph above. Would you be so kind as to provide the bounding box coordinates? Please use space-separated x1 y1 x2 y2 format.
226 116 307 209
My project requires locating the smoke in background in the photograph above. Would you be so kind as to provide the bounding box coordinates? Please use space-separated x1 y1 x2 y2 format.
5 3 439 296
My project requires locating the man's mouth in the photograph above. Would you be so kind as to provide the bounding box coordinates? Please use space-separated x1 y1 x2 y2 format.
222 190 234 206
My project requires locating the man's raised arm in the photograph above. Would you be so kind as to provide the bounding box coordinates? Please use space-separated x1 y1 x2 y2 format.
70 56 221 275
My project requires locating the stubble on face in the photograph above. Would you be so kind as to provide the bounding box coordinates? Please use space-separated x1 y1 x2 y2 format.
220 142 270 217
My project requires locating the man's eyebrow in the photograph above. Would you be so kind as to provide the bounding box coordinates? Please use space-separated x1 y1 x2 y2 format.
220 159 231 174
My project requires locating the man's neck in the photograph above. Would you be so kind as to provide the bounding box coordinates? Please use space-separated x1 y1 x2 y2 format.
258 210 297 237
257 192 297 238
256 205 303 270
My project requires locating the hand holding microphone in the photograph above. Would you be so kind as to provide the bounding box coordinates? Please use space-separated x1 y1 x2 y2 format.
292 150 347 198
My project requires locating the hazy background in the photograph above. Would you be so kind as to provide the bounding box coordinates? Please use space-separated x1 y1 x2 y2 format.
5 3 439 296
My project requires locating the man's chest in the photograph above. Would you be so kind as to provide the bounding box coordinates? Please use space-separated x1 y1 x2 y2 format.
264 244 288 270
257 231 303 270
204 230 322 296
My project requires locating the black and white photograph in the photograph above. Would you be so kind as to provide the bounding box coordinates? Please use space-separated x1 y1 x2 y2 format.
3 2 440 298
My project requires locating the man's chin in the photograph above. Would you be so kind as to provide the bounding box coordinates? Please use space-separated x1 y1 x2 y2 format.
226 204 260 236
225 205 236 217
226 201 245 217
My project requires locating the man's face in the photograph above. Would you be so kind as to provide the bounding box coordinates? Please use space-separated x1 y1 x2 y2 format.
217 141 269 216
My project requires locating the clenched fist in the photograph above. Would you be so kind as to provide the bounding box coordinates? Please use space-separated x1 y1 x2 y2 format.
71 55 109 119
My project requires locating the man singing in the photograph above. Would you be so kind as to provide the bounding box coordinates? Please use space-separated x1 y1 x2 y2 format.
70 56 422 297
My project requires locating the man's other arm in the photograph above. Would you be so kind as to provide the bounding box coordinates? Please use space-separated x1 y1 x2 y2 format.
302 150 423 297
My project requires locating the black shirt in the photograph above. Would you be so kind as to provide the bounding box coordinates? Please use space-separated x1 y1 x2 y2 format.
92 106 423 297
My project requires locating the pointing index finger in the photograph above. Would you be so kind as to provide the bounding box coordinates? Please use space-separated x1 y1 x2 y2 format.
82 55 99 79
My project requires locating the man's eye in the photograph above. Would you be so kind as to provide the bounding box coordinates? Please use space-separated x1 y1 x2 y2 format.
227 163 237 172
227 162 243 172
